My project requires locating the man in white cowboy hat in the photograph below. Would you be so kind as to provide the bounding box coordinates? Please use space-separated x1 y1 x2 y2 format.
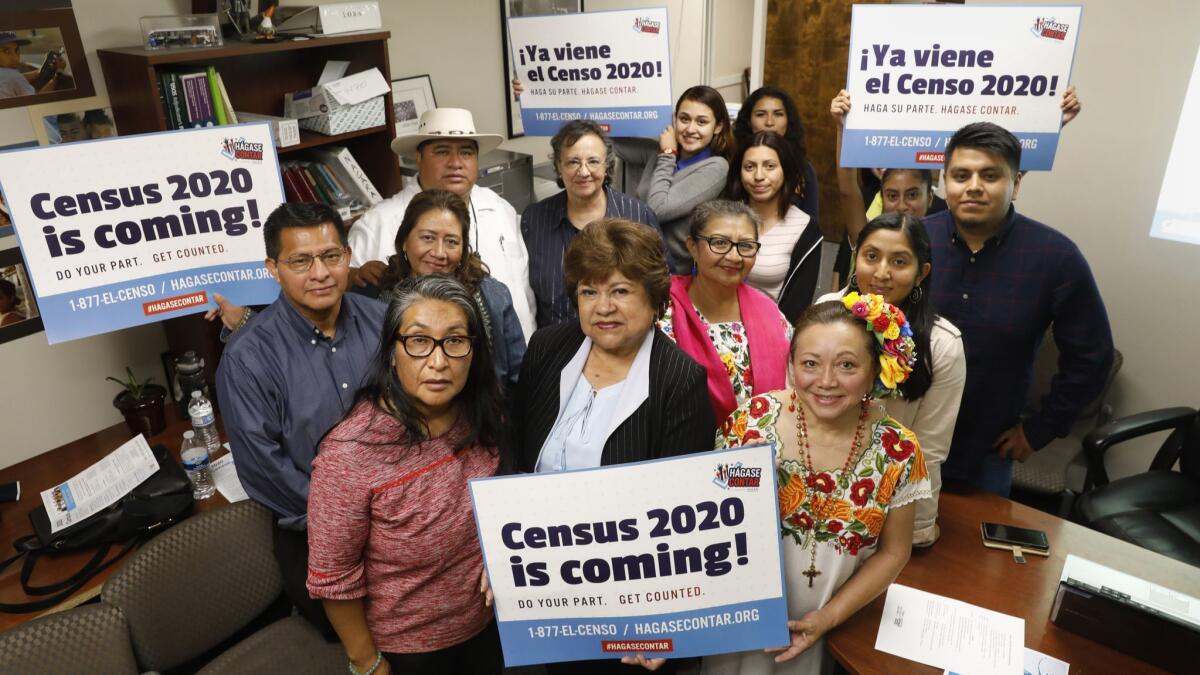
348 107 535 340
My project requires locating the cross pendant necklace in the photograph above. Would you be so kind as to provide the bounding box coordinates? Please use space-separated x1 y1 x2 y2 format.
793 391 870 590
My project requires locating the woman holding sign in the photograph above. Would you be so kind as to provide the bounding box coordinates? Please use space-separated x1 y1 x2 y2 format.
724 131 825 321
307 275 511 675
703 296 930 675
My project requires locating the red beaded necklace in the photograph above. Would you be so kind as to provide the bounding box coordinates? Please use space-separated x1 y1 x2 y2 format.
791 390 871 588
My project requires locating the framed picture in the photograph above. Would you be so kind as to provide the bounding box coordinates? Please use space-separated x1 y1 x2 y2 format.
0 246 43 344
0 141 36 239
499 0 584 138
26 94 116 145
390 74 437 137
0 8 95 111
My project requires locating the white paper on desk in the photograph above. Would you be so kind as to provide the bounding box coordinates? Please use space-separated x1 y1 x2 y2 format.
39 434 159 534
943 648 1068 675
210 446 249 503
876 584 1024 675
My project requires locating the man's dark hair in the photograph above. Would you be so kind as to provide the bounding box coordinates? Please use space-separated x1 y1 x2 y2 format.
944 122 1022 177
262 202 347 260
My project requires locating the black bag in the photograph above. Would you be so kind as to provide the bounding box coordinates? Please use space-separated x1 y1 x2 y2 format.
0 443 195 613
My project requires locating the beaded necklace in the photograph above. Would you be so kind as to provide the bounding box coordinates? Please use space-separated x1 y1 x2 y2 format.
791 390 870 588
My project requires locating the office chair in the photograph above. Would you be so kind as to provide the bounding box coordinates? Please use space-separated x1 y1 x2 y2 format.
101 500 344 674
0 602 138 675
1076 406 1200 567
1011 333 1123 518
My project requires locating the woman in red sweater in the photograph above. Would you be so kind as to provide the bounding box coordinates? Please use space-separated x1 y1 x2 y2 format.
307 274 512 675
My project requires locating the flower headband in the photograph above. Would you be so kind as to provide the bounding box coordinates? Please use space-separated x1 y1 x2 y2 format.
841 292 916 398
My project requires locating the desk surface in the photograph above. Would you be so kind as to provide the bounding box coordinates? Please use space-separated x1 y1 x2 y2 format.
826 485 1200 675
0 418 229 631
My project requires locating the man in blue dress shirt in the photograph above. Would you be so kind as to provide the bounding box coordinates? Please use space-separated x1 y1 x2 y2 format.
217 202 386 635
926 122 1114 496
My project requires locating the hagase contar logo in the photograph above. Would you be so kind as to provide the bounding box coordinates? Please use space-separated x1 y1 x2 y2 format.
1030 17 1069 41
632 16 661 34
713 462 762 490
221 137 265 162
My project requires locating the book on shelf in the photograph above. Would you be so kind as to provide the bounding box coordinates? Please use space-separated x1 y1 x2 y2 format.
158 67 238 130
307 146 383 206
281 156 370 221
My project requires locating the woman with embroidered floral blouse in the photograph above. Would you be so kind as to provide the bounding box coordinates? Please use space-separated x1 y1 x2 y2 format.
658 200 792 424
701 296 930 675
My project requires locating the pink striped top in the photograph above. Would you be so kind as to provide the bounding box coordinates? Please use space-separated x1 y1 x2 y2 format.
307 400 499 653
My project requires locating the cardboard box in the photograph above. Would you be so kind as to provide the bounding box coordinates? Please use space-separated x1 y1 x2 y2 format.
236 112 301 147
283 67 389 135
297 96 385 135
275 2 382 36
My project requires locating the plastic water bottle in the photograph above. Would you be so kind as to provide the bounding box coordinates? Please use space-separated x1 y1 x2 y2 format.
188 390 221 453
181 430 215 500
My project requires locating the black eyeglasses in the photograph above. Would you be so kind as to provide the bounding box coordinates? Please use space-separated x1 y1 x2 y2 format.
277 248 348 273
693 234 761 257
396 334 475 358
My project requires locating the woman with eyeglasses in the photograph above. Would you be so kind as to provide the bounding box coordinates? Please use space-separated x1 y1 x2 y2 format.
307 274 512 675
658 200 792 424
208 190 524 390
521 119 663 330
724 131 825 323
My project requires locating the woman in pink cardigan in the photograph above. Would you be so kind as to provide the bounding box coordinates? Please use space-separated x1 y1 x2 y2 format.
657 200 792 424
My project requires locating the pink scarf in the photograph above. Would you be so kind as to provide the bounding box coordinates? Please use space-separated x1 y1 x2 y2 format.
668 275 790 423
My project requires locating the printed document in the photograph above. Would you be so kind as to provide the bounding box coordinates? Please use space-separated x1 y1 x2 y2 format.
875 584 1023 675
210 449 248 503
40 434 159 534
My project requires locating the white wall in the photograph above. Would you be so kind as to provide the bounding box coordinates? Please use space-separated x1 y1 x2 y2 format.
0 1 180 467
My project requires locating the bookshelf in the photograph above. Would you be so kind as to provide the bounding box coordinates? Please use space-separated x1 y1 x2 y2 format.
96 32 400 391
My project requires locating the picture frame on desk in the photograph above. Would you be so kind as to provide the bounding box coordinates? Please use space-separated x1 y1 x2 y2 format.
499 0 584 139
391 74 436 137
0 246 44 344
0 8 95 111
26 94 117 145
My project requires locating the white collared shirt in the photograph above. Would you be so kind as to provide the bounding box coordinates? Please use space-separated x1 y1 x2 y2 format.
534 329 655 472
348 180 536 340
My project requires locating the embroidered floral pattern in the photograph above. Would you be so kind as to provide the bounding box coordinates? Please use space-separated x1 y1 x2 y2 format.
658 298 793 405
716 391 930 558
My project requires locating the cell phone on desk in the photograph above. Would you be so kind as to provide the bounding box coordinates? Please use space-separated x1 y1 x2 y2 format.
981 522 1050 558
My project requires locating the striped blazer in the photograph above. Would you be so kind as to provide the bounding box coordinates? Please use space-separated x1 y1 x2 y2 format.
515 322 716 472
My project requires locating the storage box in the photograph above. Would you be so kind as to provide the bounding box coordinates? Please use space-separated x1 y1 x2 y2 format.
236 112 301 147
297 97 385 135
275 2 383 36
283 67 389 136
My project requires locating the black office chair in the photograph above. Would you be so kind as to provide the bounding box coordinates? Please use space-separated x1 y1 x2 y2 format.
1075 406 1200 567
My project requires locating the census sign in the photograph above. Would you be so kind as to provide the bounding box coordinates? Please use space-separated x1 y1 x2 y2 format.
842 4 1082 170
470 445 789 667
0 124 284 343
509 7 673 136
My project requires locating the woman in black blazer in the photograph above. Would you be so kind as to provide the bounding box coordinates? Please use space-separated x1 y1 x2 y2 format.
515 217 714 475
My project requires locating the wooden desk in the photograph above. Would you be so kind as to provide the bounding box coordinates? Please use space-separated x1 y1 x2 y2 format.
0 418 230 631
826 486 1200 675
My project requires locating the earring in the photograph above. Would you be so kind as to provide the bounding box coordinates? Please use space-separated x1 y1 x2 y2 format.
691 262 698 276
909 287 923 303
847 273 858 290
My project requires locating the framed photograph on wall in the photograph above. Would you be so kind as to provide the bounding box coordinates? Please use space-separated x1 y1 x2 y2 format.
0 8 95 111
499 0 584 138
391 74 436 137
0 140 37 239
26 94 116 145
0 246 44 344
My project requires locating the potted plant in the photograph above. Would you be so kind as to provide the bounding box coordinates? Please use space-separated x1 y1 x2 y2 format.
107 367 168 438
